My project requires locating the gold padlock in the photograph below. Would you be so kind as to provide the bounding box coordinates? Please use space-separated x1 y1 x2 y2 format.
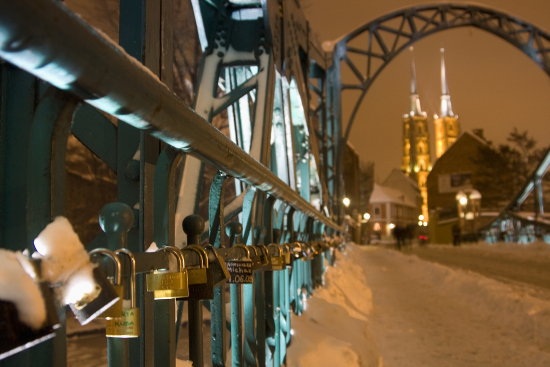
282 243 292 266
89 248 123 320
106 249 140 338
183 246 207 285
268 245 284 271
146 246 189 299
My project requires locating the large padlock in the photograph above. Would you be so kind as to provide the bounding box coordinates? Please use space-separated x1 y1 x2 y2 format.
183 246 214 300
204 244 230 287
106 249 139 338
226 244 253 284
268 245 284 271
89 248 123 320
146 247 189 299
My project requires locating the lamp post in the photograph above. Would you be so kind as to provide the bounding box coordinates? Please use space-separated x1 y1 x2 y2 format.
456 190 482 234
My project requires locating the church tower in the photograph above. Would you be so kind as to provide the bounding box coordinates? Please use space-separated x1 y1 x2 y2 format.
402 47 431 220
434 48 461 158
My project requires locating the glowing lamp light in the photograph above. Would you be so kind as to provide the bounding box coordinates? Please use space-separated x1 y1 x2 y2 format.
423 222 428 226
389 223 395 229
343 197 350 207
363 213 370 220
459 197 468 206
419 215 424 221
418 221 423 226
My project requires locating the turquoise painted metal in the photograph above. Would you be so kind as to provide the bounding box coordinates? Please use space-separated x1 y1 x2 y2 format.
0 1 351 367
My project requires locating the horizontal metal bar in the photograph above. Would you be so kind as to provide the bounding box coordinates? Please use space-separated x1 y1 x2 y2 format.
113 244 329 276
0 0 344 233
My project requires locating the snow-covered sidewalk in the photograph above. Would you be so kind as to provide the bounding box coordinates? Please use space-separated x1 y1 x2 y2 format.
288 244 550 367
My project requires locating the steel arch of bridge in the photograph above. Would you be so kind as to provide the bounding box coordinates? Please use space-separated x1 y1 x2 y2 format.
333 3 550 143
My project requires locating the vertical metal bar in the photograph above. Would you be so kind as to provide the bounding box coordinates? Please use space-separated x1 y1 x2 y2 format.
153 147 181 367
209 172 229 367
231 283 244 366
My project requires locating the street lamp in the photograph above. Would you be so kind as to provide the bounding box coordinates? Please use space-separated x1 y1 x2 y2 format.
455 190 482 234
363 213 370 220
343 197 350 207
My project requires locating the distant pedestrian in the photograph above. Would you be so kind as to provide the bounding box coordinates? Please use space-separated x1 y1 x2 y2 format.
452 224 461 246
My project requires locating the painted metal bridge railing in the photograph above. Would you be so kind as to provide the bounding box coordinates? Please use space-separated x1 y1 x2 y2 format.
0 0 344 367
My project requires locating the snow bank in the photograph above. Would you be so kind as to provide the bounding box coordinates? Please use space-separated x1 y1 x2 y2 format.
0 249 46 329
34 217 96 305
287 244 381 367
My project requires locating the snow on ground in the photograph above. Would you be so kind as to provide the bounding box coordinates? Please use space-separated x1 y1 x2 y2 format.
288 242 550 367
286 247 381 367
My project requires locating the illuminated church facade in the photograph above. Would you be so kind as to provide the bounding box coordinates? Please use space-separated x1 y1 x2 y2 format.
402 48 461 221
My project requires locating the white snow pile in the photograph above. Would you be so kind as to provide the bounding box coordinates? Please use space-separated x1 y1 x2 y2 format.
33 216 97 305
287 245 381 367
0 249 46 329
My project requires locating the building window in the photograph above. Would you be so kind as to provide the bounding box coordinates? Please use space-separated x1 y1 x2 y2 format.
374 223 381 231
374 207 380 216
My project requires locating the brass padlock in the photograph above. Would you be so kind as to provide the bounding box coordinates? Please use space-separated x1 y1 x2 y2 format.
183 246 207 285
248 246 265 272
106 249 139 338
227 244 253 284
256 244 273 271
183 246 214 300
89 248 123 320
204 244 230 287
146 246 189 299
281 244 292 266
268 245 284 271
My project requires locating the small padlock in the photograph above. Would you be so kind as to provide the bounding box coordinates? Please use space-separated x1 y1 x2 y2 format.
183 246 214 300
226 244 253 284
268 245 284 271
256 244 273 271
281 243 292 266
183 246 207 285
106 249 139 338
146 246 189 299
89 249 123 320
248 246 265 272
204 245 230 287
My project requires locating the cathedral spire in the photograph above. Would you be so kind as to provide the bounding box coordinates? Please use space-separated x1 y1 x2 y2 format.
409 47 424 117
440 48 454 118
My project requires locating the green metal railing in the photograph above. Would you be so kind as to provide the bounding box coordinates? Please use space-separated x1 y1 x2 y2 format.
0 1 344 366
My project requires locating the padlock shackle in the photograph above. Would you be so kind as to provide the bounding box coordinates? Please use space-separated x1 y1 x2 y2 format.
190 245 209 269
183 246 204 269
161 246 185 271
257 244 270 259
89 248 122 285
115 248 136 308
234 244 250 259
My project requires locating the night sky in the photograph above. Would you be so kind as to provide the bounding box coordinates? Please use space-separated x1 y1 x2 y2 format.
304 0 550 182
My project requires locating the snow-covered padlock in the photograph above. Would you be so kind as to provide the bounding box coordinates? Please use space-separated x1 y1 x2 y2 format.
146 246 189 299
106 249 139 338
69 265 121 325
0 252 60 360
88 248 123 320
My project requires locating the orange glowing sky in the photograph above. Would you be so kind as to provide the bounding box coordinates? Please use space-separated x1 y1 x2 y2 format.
304 0 550 182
